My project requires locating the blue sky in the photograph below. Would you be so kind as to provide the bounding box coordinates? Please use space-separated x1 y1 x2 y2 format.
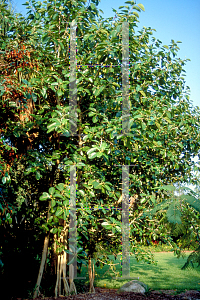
13 0 200 110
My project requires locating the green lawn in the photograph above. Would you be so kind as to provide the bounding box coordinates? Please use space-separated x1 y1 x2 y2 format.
76 251 200 293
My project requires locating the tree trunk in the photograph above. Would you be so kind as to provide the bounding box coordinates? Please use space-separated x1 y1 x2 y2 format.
33 200 52 299
54 224 77 297
88 256 95 293
33 233 49 299
55 254 62 297
62 249 70 296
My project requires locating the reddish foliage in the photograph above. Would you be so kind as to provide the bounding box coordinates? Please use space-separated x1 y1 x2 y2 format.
152 241 159 245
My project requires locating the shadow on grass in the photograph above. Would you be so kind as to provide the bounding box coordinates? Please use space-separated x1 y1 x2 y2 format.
78 252 200 291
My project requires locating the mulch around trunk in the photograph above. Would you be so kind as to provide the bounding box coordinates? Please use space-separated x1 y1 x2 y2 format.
20 287 200 300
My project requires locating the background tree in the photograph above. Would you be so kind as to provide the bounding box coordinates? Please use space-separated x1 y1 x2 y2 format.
1 0 200 298
145 184 200 263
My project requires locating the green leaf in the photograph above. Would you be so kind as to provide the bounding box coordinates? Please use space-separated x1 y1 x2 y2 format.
42 224 49 231
56 183 65 192
27 14 34 20
49 187 55 195
94 86 105 97
2 177 7 184
140 198 147 204
57 89 63 97
47 122 57 133
59 41 64 50
93 181 101 189
155 122 160 129
166 202 182 224
55 208 63 217
138 3 145 11
51 199 56 207
54 193 64 199
180 195 200 213
82 184 90 189
116 25 121 33
90 3 96 9
88 179 95 185
88 152 97 159
139 90 146 97
77 247 83 254
53 12 59 20
102 222 112 230
35 171 41 180
67 257 75 265
104 184 111 191
39 192 50 201
92 115 98 123
111 30 117 39
50 227 58 234
96 152 102 158
35 12 40 19
87 148 97 155
89 190 95 197
83 34 90 41
63 199 69 206
152 185 176 192
32 93 37 102
82 225 88 231
132 11 139 18
178 142 183 149
79 190 85 196
42 35 49 43
88 111 95 117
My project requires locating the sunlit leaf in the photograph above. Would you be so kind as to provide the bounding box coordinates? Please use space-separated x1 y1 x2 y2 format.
138 3 145 11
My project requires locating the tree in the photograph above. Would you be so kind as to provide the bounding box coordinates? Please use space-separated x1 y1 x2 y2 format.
1 0 200 298
145 184 200 265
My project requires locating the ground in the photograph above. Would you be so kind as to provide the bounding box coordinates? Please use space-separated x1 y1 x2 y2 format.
20 287 200 300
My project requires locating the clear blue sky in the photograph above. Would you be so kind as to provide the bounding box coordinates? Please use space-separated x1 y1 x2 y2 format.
13 0 200 110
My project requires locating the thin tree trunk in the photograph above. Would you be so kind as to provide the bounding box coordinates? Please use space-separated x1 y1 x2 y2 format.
54 233 57 274
33 233 49 299
88 256 95 293
55 254 61 297
62 249 70 295
33 200 52 299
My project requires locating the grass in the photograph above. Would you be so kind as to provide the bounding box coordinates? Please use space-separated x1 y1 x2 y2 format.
76 247 200 293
